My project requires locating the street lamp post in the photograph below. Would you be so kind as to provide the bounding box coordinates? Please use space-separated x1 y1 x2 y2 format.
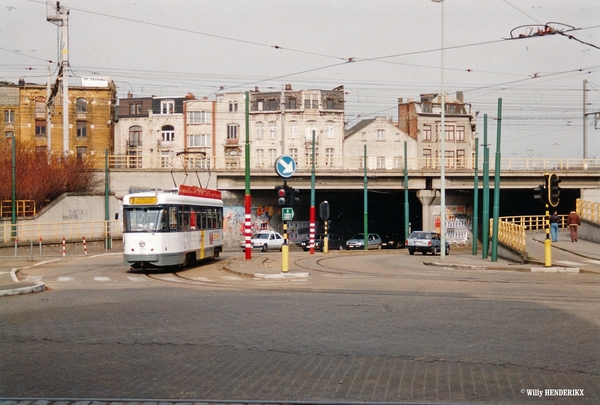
432 0 446 258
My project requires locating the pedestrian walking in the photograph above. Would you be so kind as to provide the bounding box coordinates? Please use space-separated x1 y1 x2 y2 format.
566 209 581 242
549 210 559 242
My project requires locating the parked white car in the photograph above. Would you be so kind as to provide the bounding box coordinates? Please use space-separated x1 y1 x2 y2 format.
241 231 284 252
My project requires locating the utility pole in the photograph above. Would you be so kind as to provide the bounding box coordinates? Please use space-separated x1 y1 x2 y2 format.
47 1 70 156
46 65 52 154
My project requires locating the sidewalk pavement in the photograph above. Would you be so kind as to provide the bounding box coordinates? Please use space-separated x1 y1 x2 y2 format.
2 233 599 296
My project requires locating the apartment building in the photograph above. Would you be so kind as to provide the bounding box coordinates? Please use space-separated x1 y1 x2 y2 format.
344 117 418 170
215 85 345 170
1 78 117 166
114 94 189 168
398 92 477 169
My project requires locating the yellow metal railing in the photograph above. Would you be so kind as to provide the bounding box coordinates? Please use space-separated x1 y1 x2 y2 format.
1 220 122 245
496 220 527 252
0 200 36 217
578 198 600 224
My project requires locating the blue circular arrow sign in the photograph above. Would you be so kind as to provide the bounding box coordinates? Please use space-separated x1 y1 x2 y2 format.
275 155 297 178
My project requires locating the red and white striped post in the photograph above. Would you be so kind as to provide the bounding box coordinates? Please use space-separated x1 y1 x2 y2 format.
62 237 66 257
82 236 88 255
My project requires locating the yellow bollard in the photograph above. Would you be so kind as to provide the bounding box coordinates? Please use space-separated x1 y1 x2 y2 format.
544 238 552 267
282 244 289 273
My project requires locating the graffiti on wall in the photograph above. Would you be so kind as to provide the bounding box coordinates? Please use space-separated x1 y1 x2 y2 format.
431 205 472 246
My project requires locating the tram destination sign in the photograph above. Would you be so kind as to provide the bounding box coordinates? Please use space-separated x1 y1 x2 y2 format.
178 185 222 199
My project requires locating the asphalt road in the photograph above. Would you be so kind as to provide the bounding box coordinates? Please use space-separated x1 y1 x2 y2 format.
1 251 599 404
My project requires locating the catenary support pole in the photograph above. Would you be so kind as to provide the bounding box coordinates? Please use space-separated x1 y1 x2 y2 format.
363 145 368 250
482 115 490 259
472 136 479 255
404 141 410 243
491 98 502 262
244 91 252 260
309 130 316 255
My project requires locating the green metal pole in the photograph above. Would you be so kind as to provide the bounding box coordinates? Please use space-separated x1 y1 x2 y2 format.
404 141 409 242
104 149 111 249
472 137 479 255
491 98 503 262
11 133 17 239
244 91 252 260
363 145 368 250
309 130 316 255
482 115 490 259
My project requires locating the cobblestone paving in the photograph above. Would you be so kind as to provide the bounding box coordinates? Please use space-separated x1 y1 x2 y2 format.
2 341 598 404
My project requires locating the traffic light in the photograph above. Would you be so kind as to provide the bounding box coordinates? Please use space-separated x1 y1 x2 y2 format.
533 183 546 204
275 185 287 206
287 187 300 206
548 173 561 207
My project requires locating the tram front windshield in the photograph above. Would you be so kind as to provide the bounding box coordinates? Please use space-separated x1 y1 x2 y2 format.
125 207 168 232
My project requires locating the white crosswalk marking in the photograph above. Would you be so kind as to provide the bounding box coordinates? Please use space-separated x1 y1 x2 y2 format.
94 276 111 281
191 276 214 282
584 259 600 265
57 276 74 282
127 276 147 282
221 276 241 281
555 260 582 266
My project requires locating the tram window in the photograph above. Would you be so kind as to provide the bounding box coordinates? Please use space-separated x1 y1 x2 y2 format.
169 207 177 230
216 210 223 229
180 208 191 231
158 209 168 231
200 208 207 229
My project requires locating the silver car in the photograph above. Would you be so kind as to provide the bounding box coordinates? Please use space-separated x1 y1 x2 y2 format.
406 231 450 255
345 233 382 250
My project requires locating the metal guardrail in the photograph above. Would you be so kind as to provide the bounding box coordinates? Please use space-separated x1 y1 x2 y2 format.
108 154 600 172
0 220 122 245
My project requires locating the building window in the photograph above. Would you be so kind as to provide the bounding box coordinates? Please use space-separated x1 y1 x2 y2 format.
188 111 209 124
128 125 142 147
325 148 334 166
423 125 432 141
256 122 264 139
234 101 238 112
256 148 264 167
35 120 46 137
225 148 240 168
162 125 175 142
457 149 466 168
130 102 142 115
76 147 87 161
423 149 432 168
268 148 277 165
456 126 465 141
35 98 45 114
269 99 277 111
257 100 264 111
161 100 175 114
189 156 210 169
76 121 87 138
76 97 87 113
289 148 298 162
227 124 239 140
4 109 15 123
306 121 317 140
326 121 334 138
268 121 276 139
422 103 432 113
188 134 210 147
377 129 384 141
288 98 297 109
306 150 319 166
446 104 456 114
444 125 455 141
376 157 385 169
160 151 171 168
289 121 297 138
326 99 334 109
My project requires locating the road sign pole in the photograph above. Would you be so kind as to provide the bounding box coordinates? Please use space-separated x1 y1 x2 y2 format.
281 220 289 273
544 203 552 267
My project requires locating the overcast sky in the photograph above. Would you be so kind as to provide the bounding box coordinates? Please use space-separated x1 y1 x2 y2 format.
1 0 599 158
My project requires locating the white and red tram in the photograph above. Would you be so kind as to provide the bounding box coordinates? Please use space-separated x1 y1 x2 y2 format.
123 185 223 268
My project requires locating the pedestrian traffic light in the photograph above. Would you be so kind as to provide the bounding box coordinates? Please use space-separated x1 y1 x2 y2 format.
287 187 300 206
275 185 287 206
533 182 546 204
548 173 561 207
